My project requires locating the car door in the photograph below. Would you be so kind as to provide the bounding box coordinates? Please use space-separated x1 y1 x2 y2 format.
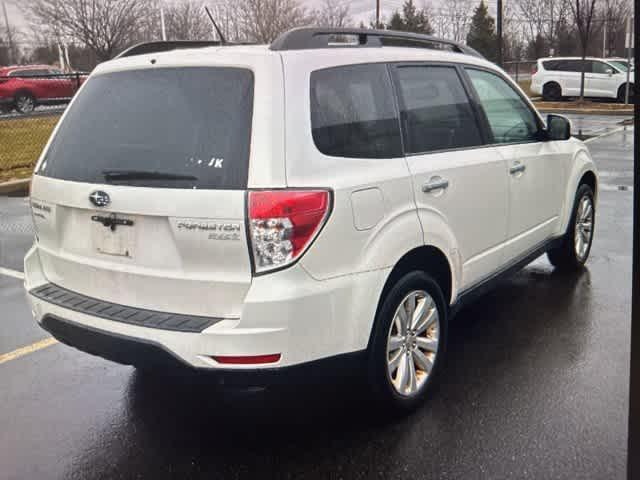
560 60 584 97
25 68 52 101
46 68 74 99
464 67 566 263
586 60 616 97
391 63 509 290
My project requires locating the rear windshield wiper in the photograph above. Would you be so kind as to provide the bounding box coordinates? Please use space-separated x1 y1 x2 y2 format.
102 170 198 182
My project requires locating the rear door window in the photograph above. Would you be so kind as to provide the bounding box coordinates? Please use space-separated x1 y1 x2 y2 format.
310 64 402 158
393 65 483 154
38 67 254 190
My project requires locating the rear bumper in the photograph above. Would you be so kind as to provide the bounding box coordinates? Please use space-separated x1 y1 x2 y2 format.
40 314 366 386
25 244 387 375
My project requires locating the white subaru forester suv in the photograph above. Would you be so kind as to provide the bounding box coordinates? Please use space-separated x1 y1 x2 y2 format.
24 28 597 411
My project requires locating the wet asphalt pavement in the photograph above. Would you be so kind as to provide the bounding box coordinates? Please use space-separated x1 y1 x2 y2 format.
0 125 633 479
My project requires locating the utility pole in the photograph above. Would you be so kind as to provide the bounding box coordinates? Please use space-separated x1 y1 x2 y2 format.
625 16 633 104
376 0 380 29
602 21 607 58
496 0 503 67
160 6 167 41
2 1 14 64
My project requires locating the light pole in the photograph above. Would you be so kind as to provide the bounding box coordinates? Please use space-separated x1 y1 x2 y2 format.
497 0 503 67
2 1 14 64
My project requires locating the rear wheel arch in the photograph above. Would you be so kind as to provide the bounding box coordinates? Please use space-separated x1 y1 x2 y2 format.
370 246 453 351
14 88 35 101
543 81 562 100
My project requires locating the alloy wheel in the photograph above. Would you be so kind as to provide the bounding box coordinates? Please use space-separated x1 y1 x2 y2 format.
16 95 34 113
386 290 440 397
574 194 594 261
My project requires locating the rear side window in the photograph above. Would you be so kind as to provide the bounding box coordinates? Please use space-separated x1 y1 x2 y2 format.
543 60 560 71
563 60 585 72
394 65 483 154
38 67 254 190
310 64 402 158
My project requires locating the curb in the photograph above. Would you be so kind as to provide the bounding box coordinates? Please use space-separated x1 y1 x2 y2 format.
0 178 30 196
537 108 633 116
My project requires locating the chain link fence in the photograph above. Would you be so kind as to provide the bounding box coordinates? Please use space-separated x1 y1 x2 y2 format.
504 60 538 98
504 60 537 82
0 71 87 182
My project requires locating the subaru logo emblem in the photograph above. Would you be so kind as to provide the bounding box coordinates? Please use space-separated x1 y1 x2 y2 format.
89 190 110 208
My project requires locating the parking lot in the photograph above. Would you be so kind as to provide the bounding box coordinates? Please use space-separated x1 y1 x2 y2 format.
0 124 633 479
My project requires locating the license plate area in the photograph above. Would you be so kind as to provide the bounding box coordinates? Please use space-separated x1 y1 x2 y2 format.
90 213 135 257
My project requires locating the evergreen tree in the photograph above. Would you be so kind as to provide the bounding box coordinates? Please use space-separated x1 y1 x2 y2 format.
466 1 497 62
386 0 433 35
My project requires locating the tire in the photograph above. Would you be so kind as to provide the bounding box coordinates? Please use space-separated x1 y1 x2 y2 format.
547 184 595 270
367 270 448 412
14 92 35 114
543 82 562 101
617 83 634 103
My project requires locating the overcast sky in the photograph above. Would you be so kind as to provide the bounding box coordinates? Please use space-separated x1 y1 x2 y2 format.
3 0 499 41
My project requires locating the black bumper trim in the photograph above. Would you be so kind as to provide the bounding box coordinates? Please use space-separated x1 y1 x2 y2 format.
40 315 367 386
30 283 223 333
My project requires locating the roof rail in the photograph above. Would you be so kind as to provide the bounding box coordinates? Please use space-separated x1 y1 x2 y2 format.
115 40 223 59
270 27 484 58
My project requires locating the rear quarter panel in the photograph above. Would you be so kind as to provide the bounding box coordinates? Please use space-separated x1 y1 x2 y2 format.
280 51 462 302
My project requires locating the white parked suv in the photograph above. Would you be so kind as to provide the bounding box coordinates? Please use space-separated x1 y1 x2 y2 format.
531 56 634 102
24 28 598 411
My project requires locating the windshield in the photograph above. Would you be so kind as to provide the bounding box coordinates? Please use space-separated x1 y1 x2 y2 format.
609 60 631 72
37 67 254 189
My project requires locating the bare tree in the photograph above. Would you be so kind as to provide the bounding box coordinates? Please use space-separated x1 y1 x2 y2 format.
26 0 153 61
433 0 473 42
164 0 211 41
600 0 632 56
237 0 312 43
513 0 569 54
204 0 241 42
570 0 598 102
313 0 352 28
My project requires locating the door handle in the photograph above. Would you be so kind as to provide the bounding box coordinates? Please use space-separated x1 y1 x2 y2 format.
422 177 449 193
509 163 526 175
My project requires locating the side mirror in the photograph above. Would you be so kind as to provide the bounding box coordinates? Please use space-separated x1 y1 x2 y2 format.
546 114 571 141
606 68 614 76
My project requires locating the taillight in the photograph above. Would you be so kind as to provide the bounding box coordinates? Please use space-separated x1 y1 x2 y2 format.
248 189 331 273
532 64 538 75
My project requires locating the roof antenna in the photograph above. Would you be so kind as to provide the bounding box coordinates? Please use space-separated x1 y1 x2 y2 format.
204 6 226 45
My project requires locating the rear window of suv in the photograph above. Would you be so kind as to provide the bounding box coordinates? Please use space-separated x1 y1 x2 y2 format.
310 64 402 158
38 67 254 190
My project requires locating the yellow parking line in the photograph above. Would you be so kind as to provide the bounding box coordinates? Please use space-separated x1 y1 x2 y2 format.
0 337 58 365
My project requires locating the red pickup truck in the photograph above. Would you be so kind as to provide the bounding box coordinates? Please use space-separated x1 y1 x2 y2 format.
0 65 86 114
